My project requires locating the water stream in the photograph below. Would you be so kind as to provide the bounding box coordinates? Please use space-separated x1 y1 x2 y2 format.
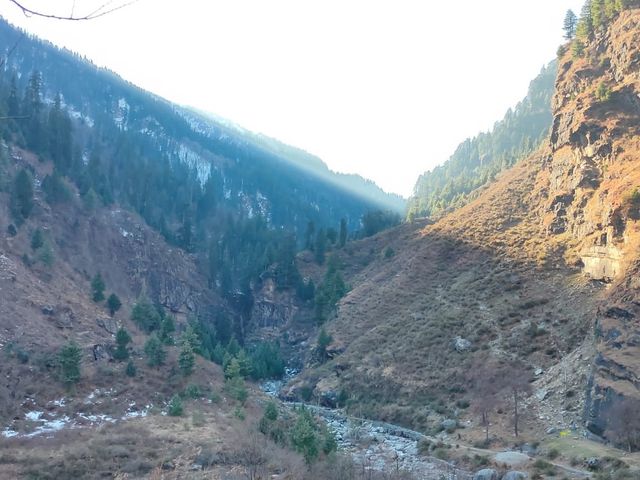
261 370 473 480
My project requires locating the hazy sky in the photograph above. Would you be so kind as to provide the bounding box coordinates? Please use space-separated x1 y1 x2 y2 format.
2 0 584 197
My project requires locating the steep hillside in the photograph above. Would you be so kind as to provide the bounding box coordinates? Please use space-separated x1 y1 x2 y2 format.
0 17 403 238
291 5 640 447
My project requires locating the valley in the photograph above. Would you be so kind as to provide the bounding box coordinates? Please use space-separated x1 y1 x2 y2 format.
1 1 640 479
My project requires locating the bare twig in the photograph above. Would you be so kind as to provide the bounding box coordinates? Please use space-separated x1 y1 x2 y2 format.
7 0 139 21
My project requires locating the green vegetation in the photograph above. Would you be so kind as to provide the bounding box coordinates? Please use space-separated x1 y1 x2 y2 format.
91 273 106 302
131 298 161 333
125 360 137 377
564 9 578 39
596 81 612 101
178 340 195 376
10 169 34 225
314 256 348 324
167 395 183 416
113 327 131 361
144 335 166 367
106 293 122 316
58 341 82 387
408 62 556 219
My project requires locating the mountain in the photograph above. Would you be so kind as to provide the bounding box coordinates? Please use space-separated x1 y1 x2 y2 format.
407 61 556 220
0 17 403 236
287 3 640 453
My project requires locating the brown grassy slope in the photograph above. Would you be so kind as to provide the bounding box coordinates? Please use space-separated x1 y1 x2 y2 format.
294 8 640 437
0 145 228 423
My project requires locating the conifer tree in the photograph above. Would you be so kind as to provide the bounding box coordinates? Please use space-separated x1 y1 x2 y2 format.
178 340 195 376
114 327 131 361
563 9 578 39
91 273 106 302
577 1 594 40
107 293 122 316
339 218 347 248
144 335 166 366
58 341 82 387
10 169 34 225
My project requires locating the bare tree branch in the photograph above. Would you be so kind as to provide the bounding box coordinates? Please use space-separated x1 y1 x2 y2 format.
7 0 139 21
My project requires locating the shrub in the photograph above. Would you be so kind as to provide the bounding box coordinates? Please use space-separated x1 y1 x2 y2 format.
596 81 611 102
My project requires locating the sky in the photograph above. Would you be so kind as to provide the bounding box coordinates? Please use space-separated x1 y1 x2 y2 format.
1 0 585 197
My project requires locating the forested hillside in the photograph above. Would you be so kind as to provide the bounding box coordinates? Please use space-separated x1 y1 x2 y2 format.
407 62 556 219
0 17 402 308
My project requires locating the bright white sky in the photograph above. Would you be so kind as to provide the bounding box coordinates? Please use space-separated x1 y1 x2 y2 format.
2 0 584 197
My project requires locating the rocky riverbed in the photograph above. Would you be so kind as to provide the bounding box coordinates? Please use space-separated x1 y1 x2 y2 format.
262 373 473 480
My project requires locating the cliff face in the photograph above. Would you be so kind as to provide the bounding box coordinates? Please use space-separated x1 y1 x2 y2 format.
546 9 640 281
290 8 640 439
542 9 640 436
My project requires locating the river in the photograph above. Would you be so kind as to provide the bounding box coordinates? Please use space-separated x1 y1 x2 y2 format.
261 371 474 480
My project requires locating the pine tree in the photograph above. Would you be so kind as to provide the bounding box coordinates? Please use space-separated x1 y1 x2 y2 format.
144 335 166 366
7 74 19 117
314 229 326 265
159 314 176 345
125 360 137 377
114 327 131 361
10 169 34 225
577 1 594 40
107 293 122 316
58 341 82 387
178 340 195 376
563 9 578 39
591 0 606 28
31 228 44 250
339 218 347 248
91 273 106 302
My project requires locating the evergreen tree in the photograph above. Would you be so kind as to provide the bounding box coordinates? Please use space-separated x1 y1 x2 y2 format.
10 169 34 225
7 74 19 117
91 273 106 302
314 228 326 265
178 340 195 376
23 71 46 154
591 0 606 28
563 9 578 39
304 220 315 250
131 297 161 332
159 314 176 345
168 394 183 416
107 293 122 316
577 1 594 40
180 324 202 353
144 335 166 366
317 327 333 359
48 93 72 174
125 360 137 377
31 228 44 250
58 341 82 387
113 327 131 361
339 218 347 248
290 409 320 465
